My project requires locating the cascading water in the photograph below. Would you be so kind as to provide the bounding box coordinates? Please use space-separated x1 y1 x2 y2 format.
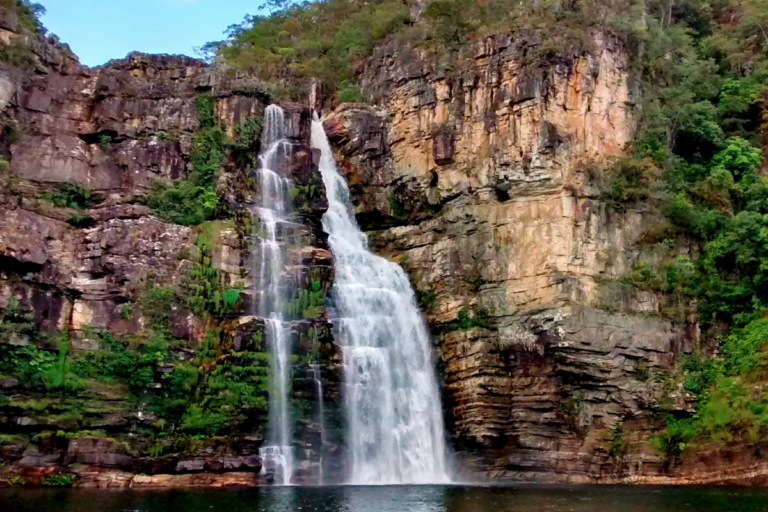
311 114 450 485
311 328 326 485
254 105 293 485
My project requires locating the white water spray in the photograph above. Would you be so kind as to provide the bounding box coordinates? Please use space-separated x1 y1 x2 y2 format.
255 105 293 485
311 114 450 485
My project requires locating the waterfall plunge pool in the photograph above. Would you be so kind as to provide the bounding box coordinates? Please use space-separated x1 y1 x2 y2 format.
2 484 768 512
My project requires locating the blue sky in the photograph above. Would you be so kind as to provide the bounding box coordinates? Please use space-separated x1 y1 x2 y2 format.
40 0 262 67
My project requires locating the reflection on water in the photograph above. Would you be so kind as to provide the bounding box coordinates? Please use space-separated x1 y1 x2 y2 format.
3 484 768 512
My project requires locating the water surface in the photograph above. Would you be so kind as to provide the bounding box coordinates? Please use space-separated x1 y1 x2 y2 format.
3 484 768 512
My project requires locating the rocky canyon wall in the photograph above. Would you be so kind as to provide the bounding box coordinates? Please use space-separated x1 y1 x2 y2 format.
321 30 760 483
0 25 341 487
1 19 767 487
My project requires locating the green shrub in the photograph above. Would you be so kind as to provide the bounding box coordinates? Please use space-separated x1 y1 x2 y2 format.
635 359 650 383
416 289 437 312
598 157 660 209
145 110 225 226
138 286 175 332
179 404 228 435
0 36 36 71
194 94 215 129
189 127 225 187
284 274 326 319
389 191 407 222
15 0 46 34
40 183 96 209
337 80 364 103
98 133 113 147
68 213 93 228
0 343 58 387
120 304 133 320
204 0 409 100
654 317 768 455
221 288 241 310
609 424 628 458
145 180 219 226
41 473 76 487
443 307 497 332
231 116 262 152
623 261 661 292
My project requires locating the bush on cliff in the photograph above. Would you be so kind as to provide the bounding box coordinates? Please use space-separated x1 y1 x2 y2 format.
145 95 225 226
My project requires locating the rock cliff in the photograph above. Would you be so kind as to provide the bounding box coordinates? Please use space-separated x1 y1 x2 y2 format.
0 25 341 487
0 18 766 487
320 31 759 483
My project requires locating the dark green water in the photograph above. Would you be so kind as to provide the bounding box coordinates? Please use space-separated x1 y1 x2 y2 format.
2 485 768 512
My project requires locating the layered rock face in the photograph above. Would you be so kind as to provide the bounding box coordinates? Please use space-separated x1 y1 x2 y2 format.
0 23 764 487
322 31 716 483
0 33 340 486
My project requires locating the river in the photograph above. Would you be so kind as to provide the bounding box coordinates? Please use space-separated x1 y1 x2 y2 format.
3 484 768 512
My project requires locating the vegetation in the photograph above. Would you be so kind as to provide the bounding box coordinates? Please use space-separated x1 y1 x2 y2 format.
145 94 225 225
442 307 497 332
67 212 93 228
389 191 408 222
40 183 97 209
0 36 36 70
178 330 270 435
0 1 68 71
38 183 98 227
653 317 768 456
0 297 271 439
41 473 76 487
13 0 46 34
284 269 326 319
145 96 265 226
138 286 176 332
208 0 746 103
185 221 243 318
201 0 411 101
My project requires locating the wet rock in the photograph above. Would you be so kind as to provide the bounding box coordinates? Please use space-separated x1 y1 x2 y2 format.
131 471 260 488
65 438 134 468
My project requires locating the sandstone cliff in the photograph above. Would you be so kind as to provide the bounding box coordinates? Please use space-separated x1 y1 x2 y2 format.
320 31 761 483
0 15 766 487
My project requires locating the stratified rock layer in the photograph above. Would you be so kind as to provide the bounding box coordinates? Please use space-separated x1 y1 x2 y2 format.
322 31 714 483
0 24 764 487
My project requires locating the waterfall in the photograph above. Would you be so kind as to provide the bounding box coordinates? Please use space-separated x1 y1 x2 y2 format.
311 114 450 485
311 328 325 485
254 105 293 485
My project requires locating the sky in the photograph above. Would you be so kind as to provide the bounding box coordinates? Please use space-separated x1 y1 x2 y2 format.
40 0 263 67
